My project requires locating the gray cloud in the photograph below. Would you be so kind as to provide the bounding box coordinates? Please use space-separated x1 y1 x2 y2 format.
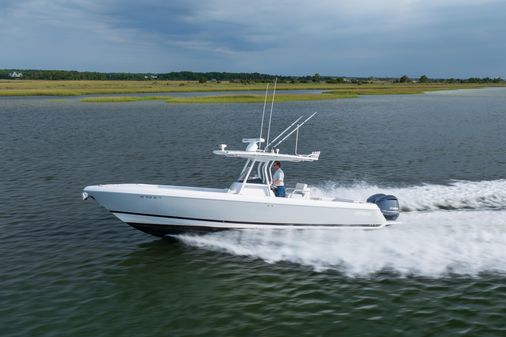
1 0 505 77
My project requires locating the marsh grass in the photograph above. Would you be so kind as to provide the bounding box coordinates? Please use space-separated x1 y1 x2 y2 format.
80 92 358 104
1 80 336 96
80 96 167 103
166 92 357 103
324 85 468 96
2 80 505 103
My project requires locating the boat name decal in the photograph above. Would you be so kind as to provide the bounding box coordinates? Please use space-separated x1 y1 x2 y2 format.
139 195 162 199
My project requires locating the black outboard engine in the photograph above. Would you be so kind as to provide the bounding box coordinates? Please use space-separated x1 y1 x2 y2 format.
367 193 400 221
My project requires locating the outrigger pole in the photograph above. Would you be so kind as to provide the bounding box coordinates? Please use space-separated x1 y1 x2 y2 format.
258 78 316 153
265 115 303 151
258 83 270 150
270 112 318 149
265 78 277 150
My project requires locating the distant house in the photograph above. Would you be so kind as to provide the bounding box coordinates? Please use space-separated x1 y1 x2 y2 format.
9 72 23 79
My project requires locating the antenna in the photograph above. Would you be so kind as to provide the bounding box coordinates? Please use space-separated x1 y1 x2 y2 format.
265 78 277 149
258 83 269 150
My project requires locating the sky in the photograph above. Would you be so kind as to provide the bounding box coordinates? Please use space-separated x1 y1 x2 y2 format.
1 0 505 78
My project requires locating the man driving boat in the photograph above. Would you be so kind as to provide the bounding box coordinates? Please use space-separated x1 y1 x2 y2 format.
272 161 285 197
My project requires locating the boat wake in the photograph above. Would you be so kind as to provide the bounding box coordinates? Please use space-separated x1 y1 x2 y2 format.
312 179 506 212
176 180 506 277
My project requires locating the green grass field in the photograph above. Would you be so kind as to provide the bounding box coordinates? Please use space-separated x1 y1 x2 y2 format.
1 80 505 103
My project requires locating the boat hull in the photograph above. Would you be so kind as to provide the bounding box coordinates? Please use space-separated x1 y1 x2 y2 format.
83 184 389 236
128 223 228 236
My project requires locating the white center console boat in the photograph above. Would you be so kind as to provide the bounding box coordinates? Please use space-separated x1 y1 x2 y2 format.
83 83 399 236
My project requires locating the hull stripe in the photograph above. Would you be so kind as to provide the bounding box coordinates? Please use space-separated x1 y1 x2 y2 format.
111 210 383 228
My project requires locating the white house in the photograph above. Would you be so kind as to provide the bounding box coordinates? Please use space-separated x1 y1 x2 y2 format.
9 72 23 79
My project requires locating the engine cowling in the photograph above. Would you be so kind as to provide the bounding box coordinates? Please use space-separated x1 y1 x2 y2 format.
367 193 400 221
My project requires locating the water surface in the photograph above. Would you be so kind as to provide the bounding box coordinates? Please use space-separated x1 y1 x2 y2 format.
1 88 506 336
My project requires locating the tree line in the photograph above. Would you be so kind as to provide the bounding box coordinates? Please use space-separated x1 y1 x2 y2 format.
398 74 504 84
0 69 289 82
0 69 503 83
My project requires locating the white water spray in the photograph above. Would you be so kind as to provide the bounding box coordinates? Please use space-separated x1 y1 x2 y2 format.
177 180 506 277
311 179 506 212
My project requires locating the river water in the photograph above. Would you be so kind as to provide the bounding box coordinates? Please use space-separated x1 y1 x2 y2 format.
1 88 506 336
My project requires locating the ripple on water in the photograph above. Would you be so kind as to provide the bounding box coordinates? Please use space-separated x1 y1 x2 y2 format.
2 92 506 336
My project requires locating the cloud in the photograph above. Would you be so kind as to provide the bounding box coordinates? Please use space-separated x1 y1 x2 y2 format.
0 0 505 77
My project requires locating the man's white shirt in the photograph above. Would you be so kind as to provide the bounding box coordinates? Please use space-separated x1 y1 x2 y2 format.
273 169 284 186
